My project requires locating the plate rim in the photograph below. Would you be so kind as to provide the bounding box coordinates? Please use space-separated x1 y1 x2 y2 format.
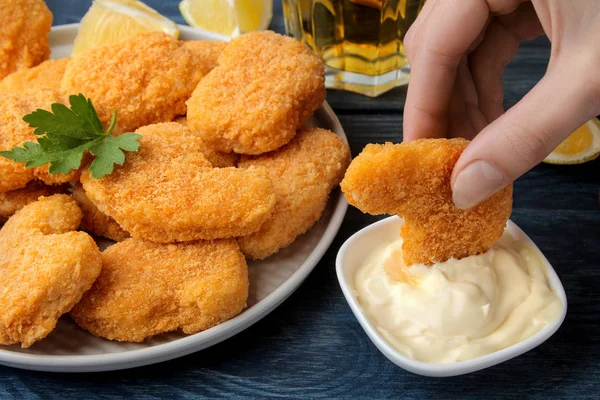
0 24 348 372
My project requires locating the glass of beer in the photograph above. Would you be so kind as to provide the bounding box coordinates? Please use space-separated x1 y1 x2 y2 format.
282 0 425 97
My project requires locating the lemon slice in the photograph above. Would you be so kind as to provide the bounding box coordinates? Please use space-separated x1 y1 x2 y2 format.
179 0 272 37
543 118 600 165
72 0 179 56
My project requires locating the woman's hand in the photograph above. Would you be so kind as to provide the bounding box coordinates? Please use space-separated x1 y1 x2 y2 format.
403 0 600 209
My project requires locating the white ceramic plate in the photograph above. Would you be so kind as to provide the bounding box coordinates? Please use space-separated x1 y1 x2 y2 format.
0 24 348 373
336 216 568 377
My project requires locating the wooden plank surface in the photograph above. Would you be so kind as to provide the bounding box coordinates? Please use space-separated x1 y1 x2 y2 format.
1 0 599 399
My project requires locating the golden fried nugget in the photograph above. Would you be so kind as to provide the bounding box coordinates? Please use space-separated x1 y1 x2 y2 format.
238 128 350 259
186 31 326 155
81 122 276 243
0 0 52 80
341 138 512 267
0 182 66 223
0 90 79 193
0 195 102 348
61 32 198 132
0 58 69 93
183 40 226 80
174 116 238 167
71 238 248 342
72 183 130 242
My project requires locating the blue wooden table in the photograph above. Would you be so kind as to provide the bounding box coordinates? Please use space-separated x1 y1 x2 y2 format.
2 1 599 398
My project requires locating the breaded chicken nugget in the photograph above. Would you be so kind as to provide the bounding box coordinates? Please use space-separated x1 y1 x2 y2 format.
341 139 512 267
0 195 102 348
0 182 66 223
61 32 198 132
81 122 276 243
0 58 69 93
183 40 226 81
238 128 350 259
0 90 80 193
0 0 52 80
187 31 326 155
71 238 248 342
72 183 130 242
174 116 238 167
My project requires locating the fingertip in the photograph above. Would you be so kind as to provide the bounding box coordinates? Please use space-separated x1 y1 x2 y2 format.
451 159 507 209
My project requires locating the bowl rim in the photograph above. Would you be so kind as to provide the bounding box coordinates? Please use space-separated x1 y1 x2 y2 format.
336 215 568 377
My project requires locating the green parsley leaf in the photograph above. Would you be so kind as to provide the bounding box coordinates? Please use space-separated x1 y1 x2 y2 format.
0 94 141 179
88 133 142 179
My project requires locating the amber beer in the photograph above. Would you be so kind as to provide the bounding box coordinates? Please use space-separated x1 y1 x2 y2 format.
283 0 425 97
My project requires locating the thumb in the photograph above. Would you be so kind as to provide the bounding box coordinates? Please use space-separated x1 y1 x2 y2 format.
451 62 599 209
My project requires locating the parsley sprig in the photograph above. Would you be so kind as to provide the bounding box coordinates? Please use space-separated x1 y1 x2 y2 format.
0 94 142 179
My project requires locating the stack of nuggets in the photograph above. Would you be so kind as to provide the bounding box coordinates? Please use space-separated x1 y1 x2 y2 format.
0 195 102 348
0 24 351 345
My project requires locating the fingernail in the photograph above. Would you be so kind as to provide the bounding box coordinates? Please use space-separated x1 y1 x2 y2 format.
452 161 506 210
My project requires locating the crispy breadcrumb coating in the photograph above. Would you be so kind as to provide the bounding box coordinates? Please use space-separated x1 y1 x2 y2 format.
71 238 248 342
0 0 52 80
174 116 238 167
341 139 512 267
81 122 276 243
61 32 198 132
183 40 226 82
0 58 69 93
0 182 66 223
72 183 130 242
186 31 326 155
0 90 80 193
238 128 350 259
0 195 102 348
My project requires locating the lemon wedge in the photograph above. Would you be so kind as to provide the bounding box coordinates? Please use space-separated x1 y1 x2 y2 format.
179 0 272 37
543 118 600 165
72 0 179 56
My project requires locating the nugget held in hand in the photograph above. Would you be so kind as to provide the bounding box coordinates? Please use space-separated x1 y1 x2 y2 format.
187 31 326 155
0 58 69 93
0 0 52 80
238 128 350 259
0 195 102 348
72 183 130 242
71 238 248 342
61 32 197 132
81 122 276 243
0 182 66 223
0 90 80 193
341 138 512 267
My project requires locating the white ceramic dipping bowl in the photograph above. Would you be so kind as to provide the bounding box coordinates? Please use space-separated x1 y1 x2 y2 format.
336 216 567 377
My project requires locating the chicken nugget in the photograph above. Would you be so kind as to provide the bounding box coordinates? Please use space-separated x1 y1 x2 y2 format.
0 0 52 80
71 238 248 342
186 31 326 155
341 138 512 267
0 58 69 93
0 182 66 223
81 122 276 243
174 116 238 167
0 90 80 193
183 40 226 80
61 32 198 132
0 195 102 348
238 128 350 259
72 183 130 242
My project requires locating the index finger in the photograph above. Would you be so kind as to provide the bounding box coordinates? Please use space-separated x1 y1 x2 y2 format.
403 0 490 141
